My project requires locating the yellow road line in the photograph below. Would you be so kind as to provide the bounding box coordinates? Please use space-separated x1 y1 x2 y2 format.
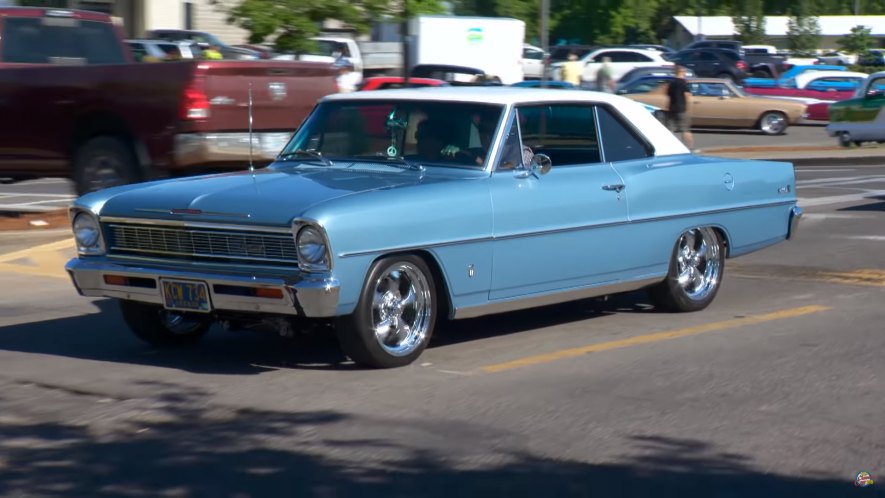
481 305 832 374
0 238 74 263
820 269 885 287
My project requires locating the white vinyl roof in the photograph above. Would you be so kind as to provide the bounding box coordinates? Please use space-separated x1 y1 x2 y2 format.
674 15 885 37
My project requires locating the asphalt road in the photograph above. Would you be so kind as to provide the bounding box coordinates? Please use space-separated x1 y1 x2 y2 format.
0 163 882 497
0 124 835 214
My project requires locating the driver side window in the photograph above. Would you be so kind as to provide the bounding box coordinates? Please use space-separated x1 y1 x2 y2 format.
516 104 600 166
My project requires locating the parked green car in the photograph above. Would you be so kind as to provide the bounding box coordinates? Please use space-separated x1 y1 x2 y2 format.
826 70 885 147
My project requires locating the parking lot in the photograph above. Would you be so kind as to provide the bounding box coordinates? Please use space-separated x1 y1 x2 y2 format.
0 162 882 496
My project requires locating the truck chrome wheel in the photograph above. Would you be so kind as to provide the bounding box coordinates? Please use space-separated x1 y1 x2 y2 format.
675 228 722 302
371 263 433 357
650 227 725 312
337 255 438 368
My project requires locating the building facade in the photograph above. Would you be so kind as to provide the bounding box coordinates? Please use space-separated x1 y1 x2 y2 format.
670 15 885 50
16 0 251 43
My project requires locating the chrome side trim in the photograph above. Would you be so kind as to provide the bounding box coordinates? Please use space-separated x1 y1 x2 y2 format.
99 216 293 234
338 200 797 257
452 276 663 319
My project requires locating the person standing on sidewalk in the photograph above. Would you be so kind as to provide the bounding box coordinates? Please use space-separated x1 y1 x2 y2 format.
666 65 694 150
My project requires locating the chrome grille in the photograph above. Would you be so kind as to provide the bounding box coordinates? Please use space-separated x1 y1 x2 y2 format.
107 223 298 265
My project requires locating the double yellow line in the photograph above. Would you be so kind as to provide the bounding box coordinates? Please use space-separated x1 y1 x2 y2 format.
481 305 832 373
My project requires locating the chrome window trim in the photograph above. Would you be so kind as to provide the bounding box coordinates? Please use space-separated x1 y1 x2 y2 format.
338 200 795 257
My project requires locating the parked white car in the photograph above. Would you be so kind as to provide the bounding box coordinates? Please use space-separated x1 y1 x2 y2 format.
522 43 546 79
550 48 672 86
816 51 857 66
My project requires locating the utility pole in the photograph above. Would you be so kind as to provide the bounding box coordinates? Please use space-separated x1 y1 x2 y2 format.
540 0 549 87
402 0 410 85
855 0 860 15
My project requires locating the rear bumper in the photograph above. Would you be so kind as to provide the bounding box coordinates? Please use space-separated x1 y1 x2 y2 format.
65 257 340 318
788 205 803 239
174 132 293 167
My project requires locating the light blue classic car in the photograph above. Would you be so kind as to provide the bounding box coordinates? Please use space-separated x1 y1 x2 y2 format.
65 87 803 368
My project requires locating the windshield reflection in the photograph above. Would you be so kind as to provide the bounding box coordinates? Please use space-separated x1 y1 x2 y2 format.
280 100 506 170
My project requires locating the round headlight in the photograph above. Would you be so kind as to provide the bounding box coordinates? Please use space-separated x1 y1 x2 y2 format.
296 226 328 268
73 212 100 249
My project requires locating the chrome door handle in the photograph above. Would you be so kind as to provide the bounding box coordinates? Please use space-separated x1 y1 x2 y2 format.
602 184 625 193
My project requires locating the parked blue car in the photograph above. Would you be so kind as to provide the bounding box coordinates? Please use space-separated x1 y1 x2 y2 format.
65 88 803 368
743 64 847 88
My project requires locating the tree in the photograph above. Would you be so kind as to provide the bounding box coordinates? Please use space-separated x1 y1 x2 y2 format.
786 0 821 53
837 24 874 54
732 0 767 44
222 0 446 53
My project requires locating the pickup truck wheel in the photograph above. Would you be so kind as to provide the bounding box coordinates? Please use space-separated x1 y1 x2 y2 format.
119 301 212 346
336 255 437 368
759 112 787 135
650 227 724 313
73 137 141 196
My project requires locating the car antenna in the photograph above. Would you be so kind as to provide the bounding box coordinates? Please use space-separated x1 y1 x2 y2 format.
248 82 254 172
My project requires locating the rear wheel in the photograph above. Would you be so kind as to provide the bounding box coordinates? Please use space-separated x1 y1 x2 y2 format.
758 111 787 135
838 132 852 148
73 137 141 196
336 255 437 368
120 301 212 346
650 227 725 312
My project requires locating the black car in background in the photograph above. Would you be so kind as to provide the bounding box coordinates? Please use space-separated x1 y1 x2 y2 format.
147 29 260 60
681 40 744 55
617 65 695 88
669 48 748 81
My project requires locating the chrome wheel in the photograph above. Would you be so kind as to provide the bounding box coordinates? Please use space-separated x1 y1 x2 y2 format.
675 227 722 302
370 262 433 357
119 301 211 346
759 112 786 135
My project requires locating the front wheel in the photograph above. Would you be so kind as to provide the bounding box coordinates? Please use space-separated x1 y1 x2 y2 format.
119 301 212 346
759 111 787 135
336 255 437 368
838 132 852 148
73 137 141 196
650 227 725 312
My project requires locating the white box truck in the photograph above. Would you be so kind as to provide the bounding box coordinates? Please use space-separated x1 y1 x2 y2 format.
408 16 525 85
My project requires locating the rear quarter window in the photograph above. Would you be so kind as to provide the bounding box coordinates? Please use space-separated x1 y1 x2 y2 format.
1 16 125 64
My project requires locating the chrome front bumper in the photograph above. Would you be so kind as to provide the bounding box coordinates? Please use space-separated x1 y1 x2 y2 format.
788 205 803 239
174 132 293 167
65 258 340 318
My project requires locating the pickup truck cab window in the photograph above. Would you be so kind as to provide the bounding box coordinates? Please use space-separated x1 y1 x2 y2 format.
1 16 125 64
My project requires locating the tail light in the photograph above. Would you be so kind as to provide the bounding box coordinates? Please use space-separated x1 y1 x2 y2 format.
736 60 748 72
181 79 209 120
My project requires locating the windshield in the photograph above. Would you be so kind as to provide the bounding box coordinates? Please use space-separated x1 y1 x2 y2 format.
280 100 506 169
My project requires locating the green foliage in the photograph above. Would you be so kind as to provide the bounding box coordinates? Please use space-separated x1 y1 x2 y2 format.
786 16 821 51
732 0 767 44
838 25 875 54
848 64 885 74
224 0 446 53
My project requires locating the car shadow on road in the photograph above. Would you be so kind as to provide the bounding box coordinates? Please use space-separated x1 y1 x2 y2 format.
0 384 871 498
0 292 659 374
839 194 885 212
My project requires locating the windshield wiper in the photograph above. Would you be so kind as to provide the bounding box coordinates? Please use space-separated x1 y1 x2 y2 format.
382 156 425 172
277 149 333 166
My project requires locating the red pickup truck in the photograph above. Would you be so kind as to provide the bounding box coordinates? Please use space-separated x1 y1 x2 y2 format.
0 7 338 195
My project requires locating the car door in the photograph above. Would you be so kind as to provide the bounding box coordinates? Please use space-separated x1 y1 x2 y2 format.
488 103 630 300
689 81 750 126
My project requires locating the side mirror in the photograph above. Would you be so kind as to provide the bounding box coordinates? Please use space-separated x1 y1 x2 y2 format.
515 153 552 178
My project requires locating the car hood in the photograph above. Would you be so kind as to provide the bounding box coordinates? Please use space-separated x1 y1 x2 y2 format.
92 166 446 226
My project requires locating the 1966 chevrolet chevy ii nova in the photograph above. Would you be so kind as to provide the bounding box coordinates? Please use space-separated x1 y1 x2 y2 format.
65 87 803 368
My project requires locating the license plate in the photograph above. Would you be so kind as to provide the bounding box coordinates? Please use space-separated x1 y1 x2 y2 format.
161 279 211 313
